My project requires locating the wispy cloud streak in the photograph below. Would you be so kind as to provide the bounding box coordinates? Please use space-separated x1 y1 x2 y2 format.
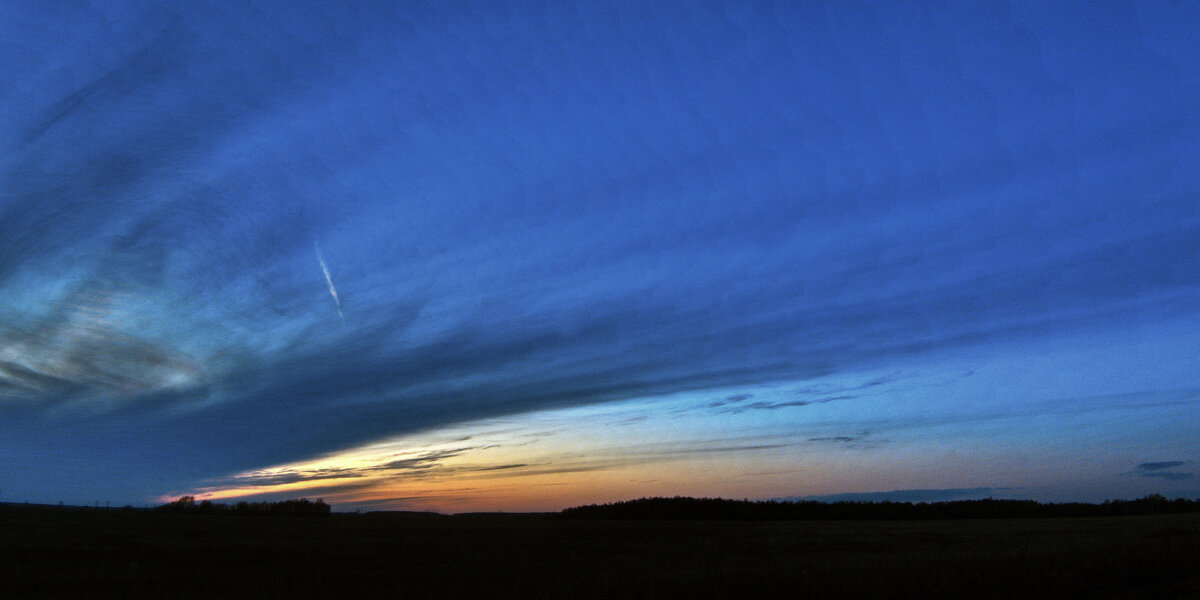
315 242 344 324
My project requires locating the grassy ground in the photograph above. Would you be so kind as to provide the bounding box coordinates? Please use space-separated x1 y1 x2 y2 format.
2 505 1199 599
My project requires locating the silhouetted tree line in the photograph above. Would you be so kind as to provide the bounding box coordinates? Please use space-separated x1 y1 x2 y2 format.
156 496 330 517
559 494 1200 521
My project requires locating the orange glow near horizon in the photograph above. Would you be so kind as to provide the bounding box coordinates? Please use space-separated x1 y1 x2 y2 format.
161 363 1177 512
163 388 860 512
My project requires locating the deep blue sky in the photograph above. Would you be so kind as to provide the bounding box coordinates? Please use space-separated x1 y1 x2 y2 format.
1 1 1198 511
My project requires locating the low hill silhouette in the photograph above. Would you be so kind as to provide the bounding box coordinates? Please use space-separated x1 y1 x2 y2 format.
560 494 1200 521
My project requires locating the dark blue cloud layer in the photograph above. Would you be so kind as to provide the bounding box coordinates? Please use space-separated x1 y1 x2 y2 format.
1128 462 1194 482
1 1 1198 504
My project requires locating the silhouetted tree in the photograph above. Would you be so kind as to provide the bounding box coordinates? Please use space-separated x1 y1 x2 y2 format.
156 496 331 517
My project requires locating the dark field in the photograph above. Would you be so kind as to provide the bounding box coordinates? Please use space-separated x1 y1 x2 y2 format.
3 505 1199 599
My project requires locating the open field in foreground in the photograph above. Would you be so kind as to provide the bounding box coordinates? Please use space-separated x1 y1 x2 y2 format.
3 505 1199 599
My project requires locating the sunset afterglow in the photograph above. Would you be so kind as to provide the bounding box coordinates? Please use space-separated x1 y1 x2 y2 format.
2 1 1198 511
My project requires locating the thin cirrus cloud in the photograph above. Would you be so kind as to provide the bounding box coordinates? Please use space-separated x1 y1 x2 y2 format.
0 1 1198 508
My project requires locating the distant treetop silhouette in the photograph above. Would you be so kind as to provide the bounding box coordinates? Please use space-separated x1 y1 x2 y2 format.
559 495 1200 521
157 496 330 517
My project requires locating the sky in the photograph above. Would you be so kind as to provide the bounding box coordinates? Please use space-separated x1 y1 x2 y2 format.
1 0 1198 512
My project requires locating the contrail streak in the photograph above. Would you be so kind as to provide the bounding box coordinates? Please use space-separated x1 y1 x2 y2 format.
315 242 345 324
